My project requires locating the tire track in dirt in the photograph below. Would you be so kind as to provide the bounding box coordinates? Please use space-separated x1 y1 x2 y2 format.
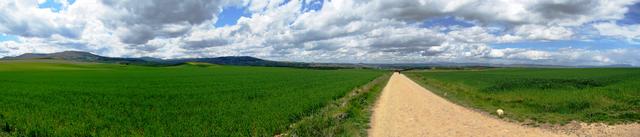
368 72 567 137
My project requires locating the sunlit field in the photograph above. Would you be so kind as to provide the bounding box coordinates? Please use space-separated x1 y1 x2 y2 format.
0 61 384 136
406 68 640 124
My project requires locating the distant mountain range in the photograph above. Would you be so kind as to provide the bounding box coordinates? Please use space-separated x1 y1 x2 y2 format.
1 51 635 69
1 51 158 65
0 51 334 68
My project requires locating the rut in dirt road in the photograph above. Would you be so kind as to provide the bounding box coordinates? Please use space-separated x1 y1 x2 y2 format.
368 72 566 137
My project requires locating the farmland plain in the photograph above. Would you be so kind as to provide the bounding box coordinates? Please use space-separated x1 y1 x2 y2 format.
405 68 640 125
0 61 384 136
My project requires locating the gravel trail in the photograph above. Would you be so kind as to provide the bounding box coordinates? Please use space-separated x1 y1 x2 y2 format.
369 72 567 137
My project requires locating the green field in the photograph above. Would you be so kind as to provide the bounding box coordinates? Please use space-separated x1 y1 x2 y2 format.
0 61 384 136
405 68 640 124
287 73 390 137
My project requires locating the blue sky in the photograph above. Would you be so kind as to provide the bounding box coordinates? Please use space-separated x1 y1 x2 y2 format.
421 16 475 28
37 0 75 12
619 2 640 25
0 34 18 42
214 6 251 27
38 0 64 12
491 39 636 51
1 0 640 66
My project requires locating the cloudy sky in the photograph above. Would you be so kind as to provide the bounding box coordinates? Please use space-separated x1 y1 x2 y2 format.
1 0 640 65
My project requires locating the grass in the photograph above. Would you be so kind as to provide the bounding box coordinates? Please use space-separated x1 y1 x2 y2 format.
0 61 385 136
404 68 640 125
285 73 391 137
182 62 220 67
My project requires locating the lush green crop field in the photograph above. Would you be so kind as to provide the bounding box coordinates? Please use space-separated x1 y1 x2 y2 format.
405 68 640 124
0 61 384 136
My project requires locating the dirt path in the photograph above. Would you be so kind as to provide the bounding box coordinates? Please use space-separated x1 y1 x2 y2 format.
369 73 568 137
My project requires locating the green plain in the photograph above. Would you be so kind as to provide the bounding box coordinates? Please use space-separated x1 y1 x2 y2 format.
0 61 384 136
405 68 640 125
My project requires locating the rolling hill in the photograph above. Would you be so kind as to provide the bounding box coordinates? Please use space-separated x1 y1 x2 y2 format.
1 51 156 65
1 51 309 67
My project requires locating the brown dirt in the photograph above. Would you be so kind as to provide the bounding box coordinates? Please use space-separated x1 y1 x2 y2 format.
546 122 640 137
368 73 639 137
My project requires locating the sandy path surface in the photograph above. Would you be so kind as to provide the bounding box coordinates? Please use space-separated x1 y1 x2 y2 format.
369 73 567 137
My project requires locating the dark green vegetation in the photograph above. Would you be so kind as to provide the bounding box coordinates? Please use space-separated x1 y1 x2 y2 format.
2 51 160 66
2 51 372 69
286 73 390 137
405 68 640 124
0 61 384 136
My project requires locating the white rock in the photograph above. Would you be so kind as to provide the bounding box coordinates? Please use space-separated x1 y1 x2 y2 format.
497 109 504 116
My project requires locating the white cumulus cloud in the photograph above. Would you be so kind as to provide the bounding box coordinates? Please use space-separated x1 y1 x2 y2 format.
0 0 639 66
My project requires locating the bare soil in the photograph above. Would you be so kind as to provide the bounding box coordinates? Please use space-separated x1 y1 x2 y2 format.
368 73 639 137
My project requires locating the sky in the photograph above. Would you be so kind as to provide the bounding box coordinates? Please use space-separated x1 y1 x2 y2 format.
1 0 640 66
